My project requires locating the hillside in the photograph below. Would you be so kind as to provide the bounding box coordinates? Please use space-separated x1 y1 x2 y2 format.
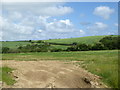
45 35 107 44
1 35 117 50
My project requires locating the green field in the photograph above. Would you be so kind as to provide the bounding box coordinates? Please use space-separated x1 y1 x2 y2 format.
1 35 108 50
1 41 30 49
0 67 16 85
45 35 107 44
2 50 118 88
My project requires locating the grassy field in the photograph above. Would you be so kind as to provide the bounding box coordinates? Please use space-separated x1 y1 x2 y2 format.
1 41 30 49
0 67 16 85
2 50 118 88
1 35 108 50
45 35 107 44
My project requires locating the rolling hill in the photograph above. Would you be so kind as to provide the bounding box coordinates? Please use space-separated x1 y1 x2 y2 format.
0 35 117 50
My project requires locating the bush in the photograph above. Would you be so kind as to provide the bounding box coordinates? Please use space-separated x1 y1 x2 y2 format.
17 43 51 52
66 43 91 51
99 36 119 49
91 42 106 50
72 42 77 45
2 47 10 53
66 46 77 51
76 44 91 51
37 40 43 43
51 48 63 52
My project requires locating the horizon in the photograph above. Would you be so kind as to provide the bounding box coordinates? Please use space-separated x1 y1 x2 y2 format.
0 34 118 42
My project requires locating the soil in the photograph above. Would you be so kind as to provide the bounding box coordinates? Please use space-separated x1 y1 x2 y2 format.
2 60 107 88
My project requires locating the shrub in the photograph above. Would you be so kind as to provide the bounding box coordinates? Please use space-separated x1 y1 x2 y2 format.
2 47 10 53
76 43 90 51
99 36 119 49
72 42 77 45
92 42 106 50
17 43 51 52
66 43 91 51
51 48 63 52
37 40 43 43
66 46 77 51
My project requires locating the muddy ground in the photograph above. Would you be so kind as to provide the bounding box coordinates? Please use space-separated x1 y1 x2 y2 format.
2 60 107 88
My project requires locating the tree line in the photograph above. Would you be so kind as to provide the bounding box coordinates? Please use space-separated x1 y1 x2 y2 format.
2 36 120 53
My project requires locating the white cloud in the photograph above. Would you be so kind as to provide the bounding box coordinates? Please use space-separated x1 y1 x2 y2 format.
46 18 74 33
93 6 114 19
3 2 73 17
87 22 108 31
1 15 84 41
114 23 118 27
79 29 85 34
94 22 108 30
41 6 73 16
86 22 108 35
1 2 87 41
38 29 43 33
8 12 22 21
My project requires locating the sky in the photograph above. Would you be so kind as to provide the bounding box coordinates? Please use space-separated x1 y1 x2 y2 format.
0 1 119 41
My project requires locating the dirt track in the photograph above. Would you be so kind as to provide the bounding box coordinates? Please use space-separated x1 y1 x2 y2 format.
2 60 107 88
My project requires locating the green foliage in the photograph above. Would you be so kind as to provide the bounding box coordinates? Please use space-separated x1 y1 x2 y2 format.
66 43 91 51
1 35 119 53
29 40 32 42
99 36 120 49
2 47 10 53
37 40 43 43
76 43 91 51
18 43 51 52
66 35 119 51
1 67 16 85
92 42 106 50
51 48 63 52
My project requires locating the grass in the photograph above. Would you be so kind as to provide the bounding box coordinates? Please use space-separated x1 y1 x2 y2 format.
45 35 108 44
0 35 118 51
0 67 16 85
1 41 30 49
1 50 118 88
0 35 110 50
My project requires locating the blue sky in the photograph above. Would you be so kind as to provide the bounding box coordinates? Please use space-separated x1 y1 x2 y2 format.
0 1 118 41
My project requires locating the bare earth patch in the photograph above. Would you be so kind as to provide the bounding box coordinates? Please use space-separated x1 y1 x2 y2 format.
2 60 107 88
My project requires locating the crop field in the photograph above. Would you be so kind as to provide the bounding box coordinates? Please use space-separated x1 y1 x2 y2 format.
1 50 118 88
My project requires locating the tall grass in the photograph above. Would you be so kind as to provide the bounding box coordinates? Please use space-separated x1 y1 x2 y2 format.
1 67 16 85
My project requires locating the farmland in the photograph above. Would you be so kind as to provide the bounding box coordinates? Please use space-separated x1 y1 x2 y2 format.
1 50 118 88
0 35 119 88
1 35 107 50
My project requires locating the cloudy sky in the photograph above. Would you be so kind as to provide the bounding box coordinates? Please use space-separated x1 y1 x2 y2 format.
0 1 118 41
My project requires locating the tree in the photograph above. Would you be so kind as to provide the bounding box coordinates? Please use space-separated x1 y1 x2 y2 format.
72 42 77 45
76 43 90 51
99 36 119 49
2 47 10 53
92 42 106 50
37 40 43 43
